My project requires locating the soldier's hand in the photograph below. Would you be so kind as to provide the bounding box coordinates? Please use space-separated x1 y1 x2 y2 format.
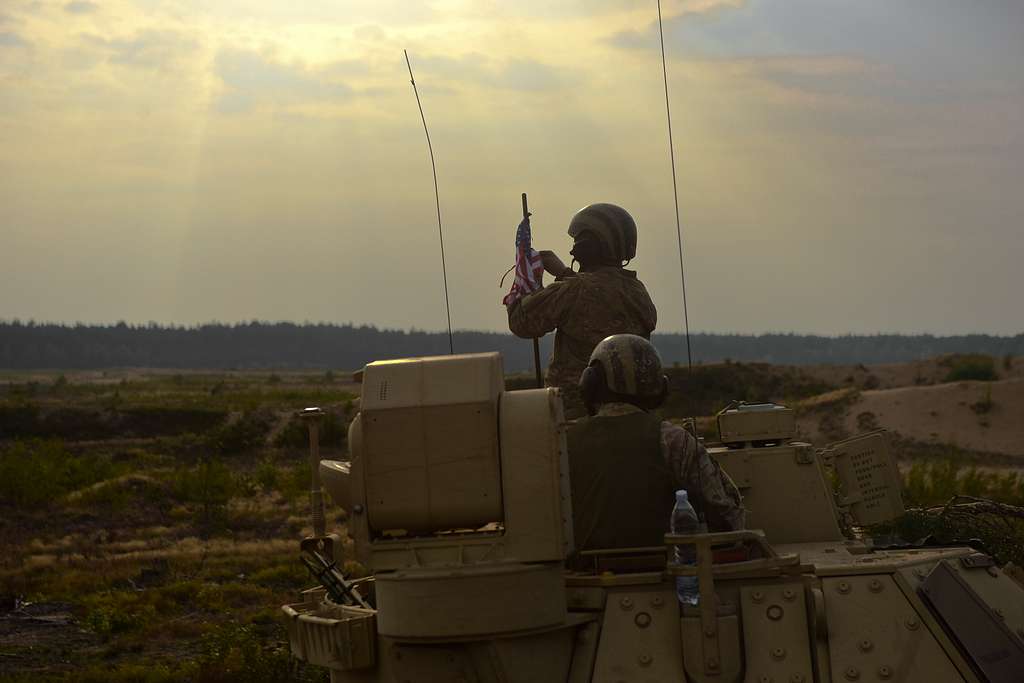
539 250 574 278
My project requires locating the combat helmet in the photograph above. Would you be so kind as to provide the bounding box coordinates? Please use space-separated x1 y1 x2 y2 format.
579 334 668 413
567 203 637 264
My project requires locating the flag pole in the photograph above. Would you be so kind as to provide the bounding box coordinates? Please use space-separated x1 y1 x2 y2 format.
522 192 544 388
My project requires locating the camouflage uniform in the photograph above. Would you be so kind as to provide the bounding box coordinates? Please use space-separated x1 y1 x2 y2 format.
596 402 745 531
507 267 657 418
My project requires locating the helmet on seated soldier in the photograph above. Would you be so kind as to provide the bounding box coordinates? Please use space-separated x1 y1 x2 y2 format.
578 333 669 416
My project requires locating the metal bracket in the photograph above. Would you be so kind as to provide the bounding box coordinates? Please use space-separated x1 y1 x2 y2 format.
666 530 803 676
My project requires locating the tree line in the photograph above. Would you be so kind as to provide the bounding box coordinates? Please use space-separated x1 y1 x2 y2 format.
0 321 1020 371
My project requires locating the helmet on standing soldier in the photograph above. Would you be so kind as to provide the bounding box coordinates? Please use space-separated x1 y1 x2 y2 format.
567 203 638 265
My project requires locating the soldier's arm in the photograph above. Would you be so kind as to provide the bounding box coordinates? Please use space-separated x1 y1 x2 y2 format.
506 278 577 339
661 422 745 531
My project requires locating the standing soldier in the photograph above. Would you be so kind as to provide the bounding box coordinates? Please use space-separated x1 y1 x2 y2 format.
506 203 658 419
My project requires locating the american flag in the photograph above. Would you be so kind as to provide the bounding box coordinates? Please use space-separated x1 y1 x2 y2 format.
502 217 544 305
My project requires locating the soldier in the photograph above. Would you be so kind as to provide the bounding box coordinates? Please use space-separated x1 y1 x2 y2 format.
506 203 657 419
567 334 744 552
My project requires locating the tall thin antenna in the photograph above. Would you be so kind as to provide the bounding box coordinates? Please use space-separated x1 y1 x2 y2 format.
656 0 694 373
404 49 454 355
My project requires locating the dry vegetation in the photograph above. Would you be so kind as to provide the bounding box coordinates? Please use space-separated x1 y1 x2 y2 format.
0 371 357 682
1 356 1022 681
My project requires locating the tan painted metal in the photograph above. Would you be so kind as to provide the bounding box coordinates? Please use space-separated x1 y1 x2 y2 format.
822 574 968 682
374 562 566 639
822 430 905 526
591 586 683 683
283 353 1023 683
716 402 796 444
711 442 846 544
740 581 814 683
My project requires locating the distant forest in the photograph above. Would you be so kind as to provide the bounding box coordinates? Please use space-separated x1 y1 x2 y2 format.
0 321 1021 372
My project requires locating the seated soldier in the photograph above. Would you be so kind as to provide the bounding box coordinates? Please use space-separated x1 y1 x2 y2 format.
567 334 744 553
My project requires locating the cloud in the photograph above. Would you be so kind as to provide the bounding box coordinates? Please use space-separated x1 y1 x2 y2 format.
0 31 28 48
214 49 352 113
607 0 1024 108
64 1 98 13
80 29 198 70
413 53 575 92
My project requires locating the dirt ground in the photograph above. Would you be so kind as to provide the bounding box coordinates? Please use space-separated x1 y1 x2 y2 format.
795 377 1024 459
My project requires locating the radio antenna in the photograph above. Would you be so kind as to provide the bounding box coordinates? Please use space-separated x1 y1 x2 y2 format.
657 2 705 524
656 0 694 374
404 49 454 355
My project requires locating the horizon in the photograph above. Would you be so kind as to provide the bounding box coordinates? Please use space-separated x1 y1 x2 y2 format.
1 318 1023 339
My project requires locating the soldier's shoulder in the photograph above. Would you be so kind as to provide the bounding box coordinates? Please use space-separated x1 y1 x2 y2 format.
660 420 696 449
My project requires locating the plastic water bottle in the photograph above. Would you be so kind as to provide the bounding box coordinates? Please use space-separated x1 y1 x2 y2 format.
671 489 701 606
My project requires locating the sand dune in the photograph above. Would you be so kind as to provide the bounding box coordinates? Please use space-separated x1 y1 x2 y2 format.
797 377 1024 457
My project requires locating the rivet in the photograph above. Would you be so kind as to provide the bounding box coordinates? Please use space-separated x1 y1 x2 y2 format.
752 590 765 603
707 657 719 670
620 597 633 610
704 625 717 637
767 605 784 621
782 588 796 602
878 665 893 680
858 639 873 652
837 581 851 594
913 568 925 579
771 647 787 660
995 608 1005 619
651 596 664 608
904 616 920 631
634 612 652 628
844 665 860 680
790 675 805 683
868 579 883 593
638 653 652 667
353 503 364 514
760 676 772 683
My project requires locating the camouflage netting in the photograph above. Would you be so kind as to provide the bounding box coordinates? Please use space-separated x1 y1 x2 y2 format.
889 496 1024 567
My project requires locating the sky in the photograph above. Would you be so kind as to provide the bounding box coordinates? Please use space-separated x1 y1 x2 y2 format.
1 0 1021 335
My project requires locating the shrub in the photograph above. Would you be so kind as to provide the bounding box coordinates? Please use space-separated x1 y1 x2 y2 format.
209 410 274 455
175 459 235 532
192 623 307 683
0 402 41 437
901 459 1024 508
969 386 995 415
254 458 279 492
942 354 997 382
0 439 121 508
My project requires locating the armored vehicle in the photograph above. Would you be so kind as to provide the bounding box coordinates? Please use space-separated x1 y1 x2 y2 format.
282 352 1024 682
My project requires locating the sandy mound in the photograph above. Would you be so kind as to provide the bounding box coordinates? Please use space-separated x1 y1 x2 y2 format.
802 355 1024 391
797 378 1024 457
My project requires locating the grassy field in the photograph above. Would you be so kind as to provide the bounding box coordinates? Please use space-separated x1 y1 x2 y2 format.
2 361 1023 681
0 371 357 682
